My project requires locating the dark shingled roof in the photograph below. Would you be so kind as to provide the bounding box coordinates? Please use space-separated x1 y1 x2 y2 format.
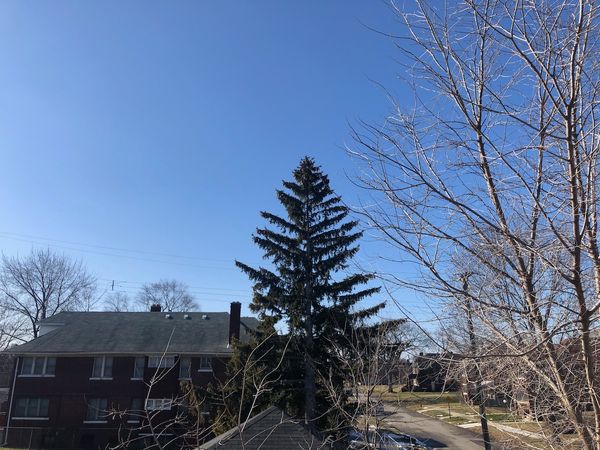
6 312 259 355
199 406 330 450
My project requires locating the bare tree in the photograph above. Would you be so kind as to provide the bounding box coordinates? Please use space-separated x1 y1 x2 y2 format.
351 0 600 448
323 319 425 448
0 249 96 338
0 311 27 350
103 291 133 312
136 280 197 312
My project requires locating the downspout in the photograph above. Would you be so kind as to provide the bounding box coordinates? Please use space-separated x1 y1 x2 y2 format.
2 356 19 447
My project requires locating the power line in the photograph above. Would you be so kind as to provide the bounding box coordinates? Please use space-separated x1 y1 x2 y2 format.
98 278 249 293
111 286 250 299
108 290 250 305
0 234 240 270
0 231 235 263
98 279 426 306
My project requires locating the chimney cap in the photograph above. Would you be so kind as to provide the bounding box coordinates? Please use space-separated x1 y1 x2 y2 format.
150 304 162 312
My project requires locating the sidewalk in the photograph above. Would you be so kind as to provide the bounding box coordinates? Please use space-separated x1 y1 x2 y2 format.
460 421 544 439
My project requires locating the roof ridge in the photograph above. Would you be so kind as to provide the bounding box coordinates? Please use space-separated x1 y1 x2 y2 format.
199 406 283 448
199 406 324 449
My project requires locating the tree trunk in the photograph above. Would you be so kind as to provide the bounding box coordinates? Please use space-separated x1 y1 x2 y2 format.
304 317 316 432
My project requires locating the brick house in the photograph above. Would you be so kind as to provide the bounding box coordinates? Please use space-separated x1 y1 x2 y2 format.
1 302 257 449
407 352 458 392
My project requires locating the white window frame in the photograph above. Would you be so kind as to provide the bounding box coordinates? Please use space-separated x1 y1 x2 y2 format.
84 398 108 423
132 357 145 380
13 397 50 419
127 398 143 424
145 398 171 411
198 356 212 372
148 356 175 369
90 356 113 380
19 357 56 377
179 357 191 380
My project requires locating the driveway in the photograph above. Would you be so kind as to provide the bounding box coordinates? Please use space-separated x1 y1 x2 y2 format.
381 405 486 450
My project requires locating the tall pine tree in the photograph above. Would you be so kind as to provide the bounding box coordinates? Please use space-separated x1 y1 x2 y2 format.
236 157 383 431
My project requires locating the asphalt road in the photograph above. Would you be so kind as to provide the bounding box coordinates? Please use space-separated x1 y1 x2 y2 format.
381 405 486 450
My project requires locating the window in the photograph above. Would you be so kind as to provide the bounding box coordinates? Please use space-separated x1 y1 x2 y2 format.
128 398 143 423
14 398 49 418
179 357 191 379
201 401 211 416
132 357 145 379
85 398 108 422
145 398 171 411
20 357 56 376
148 356 175 368
198 356 212 372
91 356 113 379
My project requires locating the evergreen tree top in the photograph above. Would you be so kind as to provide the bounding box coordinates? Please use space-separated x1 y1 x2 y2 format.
236 156 383 328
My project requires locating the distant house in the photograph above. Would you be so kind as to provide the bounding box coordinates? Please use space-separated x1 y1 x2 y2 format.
1 302 257 449
461 378 510 408
198 406 333 450
407 352 458 392
501 338 600 419
391 358 412 387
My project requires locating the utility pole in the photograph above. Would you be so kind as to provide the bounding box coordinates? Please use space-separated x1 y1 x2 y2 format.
461 273 492 450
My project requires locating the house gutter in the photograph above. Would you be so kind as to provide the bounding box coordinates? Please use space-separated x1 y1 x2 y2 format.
2 356 19 446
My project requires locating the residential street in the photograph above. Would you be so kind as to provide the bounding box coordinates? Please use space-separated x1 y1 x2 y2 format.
382 404 486 450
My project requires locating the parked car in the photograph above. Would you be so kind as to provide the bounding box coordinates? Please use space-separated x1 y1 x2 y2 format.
347 429 374 449
380 431 428 449
373 402 386 416
346 429 428 449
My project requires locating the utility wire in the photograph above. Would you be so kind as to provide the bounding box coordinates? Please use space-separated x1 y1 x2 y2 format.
0 234 240 270
98 278 249 293
0 231 235 263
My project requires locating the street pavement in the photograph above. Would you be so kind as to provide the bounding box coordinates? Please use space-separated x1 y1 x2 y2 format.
381 405 486 450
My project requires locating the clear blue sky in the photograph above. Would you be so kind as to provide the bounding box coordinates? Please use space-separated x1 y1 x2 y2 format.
0 1 429 319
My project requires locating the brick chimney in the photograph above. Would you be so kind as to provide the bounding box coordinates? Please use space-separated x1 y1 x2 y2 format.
229 301 241 345
150 304 162 312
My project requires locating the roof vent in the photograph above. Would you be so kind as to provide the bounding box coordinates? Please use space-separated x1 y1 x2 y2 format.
150 304 162 312
165 314 172 319
202 314 208 320
184 314 190 320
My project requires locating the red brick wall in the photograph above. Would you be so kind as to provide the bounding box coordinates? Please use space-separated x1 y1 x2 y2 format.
7 354 229 449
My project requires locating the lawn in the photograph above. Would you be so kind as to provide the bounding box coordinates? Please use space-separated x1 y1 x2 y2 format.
367 386 462 405
365 386 522 428
508 421 546 433
487 427 548 450
362 386 586 449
